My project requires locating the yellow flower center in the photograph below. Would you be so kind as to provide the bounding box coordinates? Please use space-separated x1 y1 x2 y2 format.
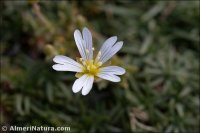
76 50 103 78
81 60 102 76
75 58 102 78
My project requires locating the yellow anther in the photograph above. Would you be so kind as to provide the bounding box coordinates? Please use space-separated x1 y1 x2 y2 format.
92 47 95 51
83 61 86 65
92 65 97 69
87 66 90 70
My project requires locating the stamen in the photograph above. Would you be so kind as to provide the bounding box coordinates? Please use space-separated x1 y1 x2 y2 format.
92 65 96 69
94 51 102 64
87 66 90 70
98 51 101 56
92 47 95 51
97 52 102 59
80 55 101 76
83 61 86 66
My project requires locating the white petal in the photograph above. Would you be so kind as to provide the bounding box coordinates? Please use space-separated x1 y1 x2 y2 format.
52 64 82 72
100 36 117 56
72 75 88 93
74 30 87 59
101 41 123 64
99 66 126 75
53 55 82 68
82 27 93 59
72 75 94 95
97 36 117 63
97 72 121 82
81 76 94 95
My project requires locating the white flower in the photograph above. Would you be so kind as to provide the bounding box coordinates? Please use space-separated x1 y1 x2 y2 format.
52 27 126 95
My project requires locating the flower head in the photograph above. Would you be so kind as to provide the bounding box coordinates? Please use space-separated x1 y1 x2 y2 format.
52 27 125 95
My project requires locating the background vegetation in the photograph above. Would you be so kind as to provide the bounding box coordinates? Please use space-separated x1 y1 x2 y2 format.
1 0 199 132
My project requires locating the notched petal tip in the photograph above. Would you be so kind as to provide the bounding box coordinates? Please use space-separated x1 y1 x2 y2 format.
53 55 64 63
117 41 123 47
109 36 118 44
112 77 121 82
81 91 88 96
52 64 59 71
72 78 83 93
52 65 56 70
122 69 126 74
52 55 59 63
74 30 82 39
110 35 117 39
74 29 80 34
72 87 80 93
83 27 90 32
118 69 125 75
119 67 126 75
81 88 92 95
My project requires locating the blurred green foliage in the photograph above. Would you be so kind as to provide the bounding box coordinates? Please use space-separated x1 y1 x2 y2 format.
0 0 199 132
